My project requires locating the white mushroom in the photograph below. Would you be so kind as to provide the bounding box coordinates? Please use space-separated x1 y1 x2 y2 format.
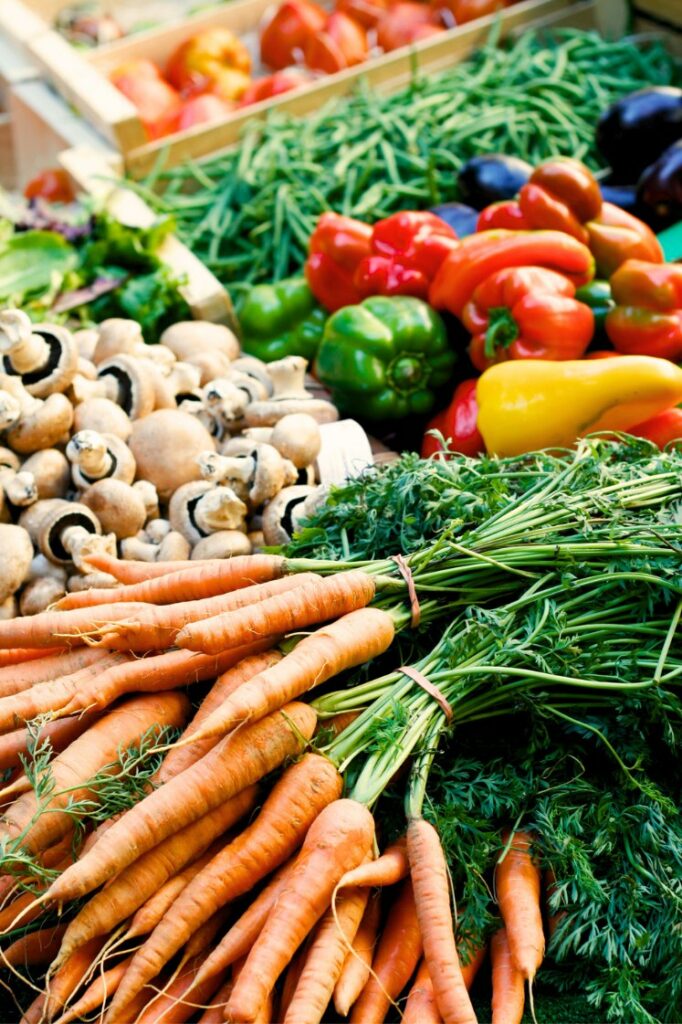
133 480 160 524
21 450 70 500
66 431 136 489
202 379 249 431
5 392 74 454
145 518 172 544
0 310 78 397
160 321 240 362
73 398 132 441
20 498 115 569
128 409 216 502
0 523 33 602
82 479 148 539
245 356 338 426
270 413 321 469
169 481 247 546
197 452 255 503
20 577 65 615
262 484 320 546
191 531 251 559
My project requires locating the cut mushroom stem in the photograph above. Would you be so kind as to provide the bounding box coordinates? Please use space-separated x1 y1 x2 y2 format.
0 468 38 508
197 452 255 500
246 356 338 426
0 310 78 397
66 431 136 488
169 481 247 546
0 310 51 374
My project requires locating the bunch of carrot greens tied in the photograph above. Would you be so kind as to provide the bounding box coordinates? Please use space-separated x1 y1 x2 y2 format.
0 433 680 1024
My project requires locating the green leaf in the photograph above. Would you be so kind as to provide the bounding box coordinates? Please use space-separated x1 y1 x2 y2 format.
0 231 77 302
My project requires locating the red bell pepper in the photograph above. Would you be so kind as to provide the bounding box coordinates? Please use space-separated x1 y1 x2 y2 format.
238 70 307 107
626 407 682 448
605 259 682 363
376 2 443 50
462 266 594 371
306 211 458 311
337 0 389 29
110 59 182 140
166 27 251 100
421 378 484 458
437 0 510 23
476 201 529 232
260 0 327 70
429 229 595 318
305 11 368 72
585 203 664 278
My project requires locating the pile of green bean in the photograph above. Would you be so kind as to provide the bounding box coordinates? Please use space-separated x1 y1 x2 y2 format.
140 28 681 292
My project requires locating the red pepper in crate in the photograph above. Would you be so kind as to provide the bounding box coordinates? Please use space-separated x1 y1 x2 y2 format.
463 266 595 371
437 0 510 23
260 0 327 70
627 407 682 448
429 229 594 318
110 59 182 140
354 212 459 301
305 213 373 312
605 259 682 363
421 378 484 458
337 0 389 29
376 2 443 51
166 27 251 101
305 12 368 73
239 70 308 107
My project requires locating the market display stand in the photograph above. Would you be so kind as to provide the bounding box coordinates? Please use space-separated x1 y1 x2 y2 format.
10 0 597 177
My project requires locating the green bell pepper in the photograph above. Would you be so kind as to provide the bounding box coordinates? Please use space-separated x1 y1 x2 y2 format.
314 295 456 420
575 279 615 337
239 277 327 362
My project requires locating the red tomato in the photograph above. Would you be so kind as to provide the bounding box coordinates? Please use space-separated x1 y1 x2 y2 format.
239 71 308 107
305 12 368 72
24 169 75 203
177 93 234 130
260 0 327 70
110 59 182 140
376 3 443 52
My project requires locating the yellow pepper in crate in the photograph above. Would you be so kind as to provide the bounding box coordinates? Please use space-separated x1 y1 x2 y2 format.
477 356 682 456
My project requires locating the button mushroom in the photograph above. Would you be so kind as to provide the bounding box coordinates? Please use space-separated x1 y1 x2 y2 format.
73 398 132 441
0 310 78 398
191 531 252 559
245 356 338 426
5 392 74 454
269 413 322 469
0 523 33 604
202 379 250 434
81 479 148 540
197 452 255 503
169 481 247 546
20 450 70 500
128 409 216 502
20 498 115 569
66 431 136 489
20 577 66 616
160 321 240 363
261 484 320 546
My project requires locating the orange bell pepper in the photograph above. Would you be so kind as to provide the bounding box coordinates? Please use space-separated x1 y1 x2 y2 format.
260 0 327 70
166 27 251 101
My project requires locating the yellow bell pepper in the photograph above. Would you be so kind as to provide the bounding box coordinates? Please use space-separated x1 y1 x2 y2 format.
477 355 682 457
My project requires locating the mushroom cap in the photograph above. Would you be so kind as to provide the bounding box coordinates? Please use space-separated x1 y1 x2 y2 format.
94 319 144 364
21 449 70 500
73 328 99 361
17 323 79 399
20 577 65 616
186 350 233 386
0 524 33 601
35 500 101 564
270 413 322 469
231 356 273 396
160 322 240 362
82 479 147 539
244 397 338 428
145 518 172 544
129 409 216 501
157 531 191 561
0 390 22 430
0 447 20 473
169 480 247 545
262 485 318 546
96 355 157 420
191 531 251 559
73 398 132 441
6 393 74 454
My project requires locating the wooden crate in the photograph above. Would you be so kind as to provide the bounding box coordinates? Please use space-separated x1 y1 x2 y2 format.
58 144 239 328
0 31 39 189
632 0 682 30
26 0 591 175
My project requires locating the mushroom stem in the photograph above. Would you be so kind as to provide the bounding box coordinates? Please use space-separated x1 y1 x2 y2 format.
193 488 248 534
0 310 51 375
0 391 22 430
66 431 113 481
60 526 117 572
0 469 38 508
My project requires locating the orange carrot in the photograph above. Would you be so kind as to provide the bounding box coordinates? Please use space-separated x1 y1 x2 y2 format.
0 712 99 773
0 647 60 668
2 691 189 855
491 927 525 1024
85 574 317 651
0 602 154 649
0 647 106 699
109 754 343 1014
175 607 396 746
2 923 66 966
134 957 227 1024
51 952 134 1024
407 817 477 1024
544 868 566 940
0 853 72 934
154 650 282 784
183 907 231 966
44 702 316 905
496 831 544 982
284 884 370 1024
177 570 376 655
224 799 375 1024
337 837 408 891
278 945 308 1022
57 555 287 610
0 651 126 721
197 977 233 1024
403 960 442 1024
83 553 214 584
196 861 295 984
54 788 258 966
350 878 423 1024
43 936 108 1022
333 893 381 1017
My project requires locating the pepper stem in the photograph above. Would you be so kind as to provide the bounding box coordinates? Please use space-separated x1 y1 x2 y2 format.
484 308 519 358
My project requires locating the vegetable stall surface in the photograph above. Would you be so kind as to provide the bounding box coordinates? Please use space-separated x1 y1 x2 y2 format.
141 29 681 293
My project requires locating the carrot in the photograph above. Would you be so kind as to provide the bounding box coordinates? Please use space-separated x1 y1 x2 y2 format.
177 569 376 654
2 691 189 855
198 977 233 1024
175 607 396 747
44 701 316 905
108 754 343 1015
57 555 287 610
0 650 125 719
54 788 258 967
0 647 60 668
278 944 308 1021
42 936 108 1023
0 712 99 773
544 868 566 940
491 926 525 1024
134 957 228 1024
333 893 381 1017
0 602 154 649
184 907 231 965
83 552 215 584
0 644 266 729
0 853 72 933
407 817 478 1024
284 883 370 1024
403 960 442 1024
318 710 361 737
337 837 408 891
85 574 318 652
350 878 423 1024
154 650 282 785
496 831 544 982
51 953 134 1024
225 799 375 1024
2 923 67 966
196 860 295 984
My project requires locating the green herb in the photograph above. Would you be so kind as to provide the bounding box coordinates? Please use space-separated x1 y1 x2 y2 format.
141 30 681 292
0 232 77 303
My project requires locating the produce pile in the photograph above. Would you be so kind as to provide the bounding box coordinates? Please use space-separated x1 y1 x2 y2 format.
0 435 680 1024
